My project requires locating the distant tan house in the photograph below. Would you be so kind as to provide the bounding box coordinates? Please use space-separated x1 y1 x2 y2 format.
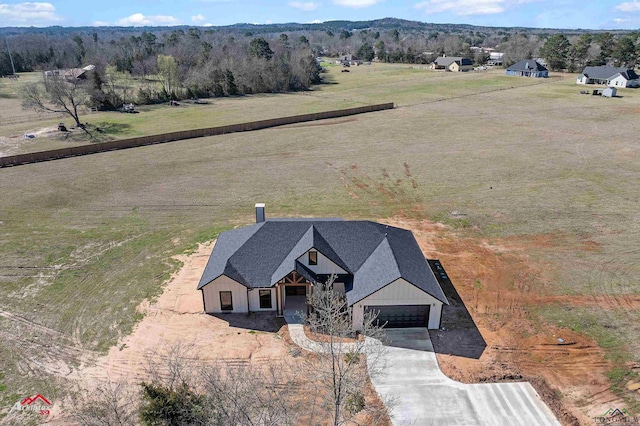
430 56 474 72
64 68 88 81
63 65 95 82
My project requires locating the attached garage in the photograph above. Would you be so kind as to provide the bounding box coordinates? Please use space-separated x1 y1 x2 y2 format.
365 305 430 328
351 278 444 330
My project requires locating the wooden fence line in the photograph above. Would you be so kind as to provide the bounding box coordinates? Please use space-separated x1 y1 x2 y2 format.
0 103 394 168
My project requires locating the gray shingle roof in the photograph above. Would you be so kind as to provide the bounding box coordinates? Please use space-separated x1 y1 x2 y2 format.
507 60 548 72
198 220 448 305
581 66 639 81
434 56 473 67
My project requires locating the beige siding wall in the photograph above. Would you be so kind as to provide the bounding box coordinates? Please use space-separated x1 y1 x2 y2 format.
202 276 248 313
297 249 347 275
351 278 443 329
450 63 473 72
248 288 277 311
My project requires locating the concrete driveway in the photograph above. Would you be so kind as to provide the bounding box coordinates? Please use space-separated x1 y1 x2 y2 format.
369 329 561 426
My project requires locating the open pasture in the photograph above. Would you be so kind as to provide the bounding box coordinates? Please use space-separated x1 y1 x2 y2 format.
2 65 543 155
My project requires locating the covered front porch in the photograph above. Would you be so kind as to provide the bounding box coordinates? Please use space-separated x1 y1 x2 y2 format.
275 271 313 317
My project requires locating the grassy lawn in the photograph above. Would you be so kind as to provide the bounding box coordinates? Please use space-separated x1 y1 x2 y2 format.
1 63 640 418
1 66 540 154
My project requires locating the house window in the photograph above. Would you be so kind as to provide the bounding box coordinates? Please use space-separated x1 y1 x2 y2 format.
308 250 318 265
259 290 272 309
220 291 233 311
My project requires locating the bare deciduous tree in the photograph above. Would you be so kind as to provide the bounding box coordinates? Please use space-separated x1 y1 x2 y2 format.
70 378 139 426
303 275 390 426
201 362 297 426
141 341 299 426
22 75 89 132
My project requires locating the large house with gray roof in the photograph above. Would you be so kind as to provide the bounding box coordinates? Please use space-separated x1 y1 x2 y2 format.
197 205 449 329
505 60 548 78
576 66 639 88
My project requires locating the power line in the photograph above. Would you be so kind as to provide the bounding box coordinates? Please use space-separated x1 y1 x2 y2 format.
4 37 17 78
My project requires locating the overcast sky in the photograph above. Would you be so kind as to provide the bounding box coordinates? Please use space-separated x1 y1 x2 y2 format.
1 0 639 29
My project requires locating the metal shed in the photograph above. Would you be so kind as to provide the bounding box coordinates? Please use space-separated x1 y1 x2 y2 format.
602 87 617 98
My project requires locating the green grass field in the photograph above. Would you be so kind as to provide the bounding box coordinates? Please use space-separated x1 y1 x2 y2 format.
1 63 640 419
1 66 541 154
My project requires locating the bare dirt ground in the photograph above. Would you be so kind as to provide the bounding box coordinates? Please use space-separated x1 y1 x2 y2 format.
384 217 637 426
0 126 87 157
48 241 388 425
68 241 291 385
4 215 630 425
65 218 627 426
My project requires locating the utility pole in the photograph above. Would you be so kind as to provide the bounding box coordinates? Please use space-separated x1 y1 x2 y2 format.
5 37 17 78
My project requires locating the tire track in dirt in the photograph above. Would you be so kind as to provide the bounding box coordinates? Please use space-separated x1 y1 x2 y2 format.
70 241 295 391
383 217 635 425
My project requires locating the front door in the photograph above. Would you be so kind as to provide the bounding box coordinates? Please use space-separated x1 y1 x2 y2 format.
285 285 306 296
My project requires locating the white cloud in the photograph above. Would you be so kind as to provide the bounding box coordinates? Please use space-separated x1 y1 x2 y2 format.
116 13 181 26
613 17 629 23
93 20 110 26
289 1 320 11
615 1 640 12
307 19 324 23
332 0 383 8
415 0 510 15
0 2 62 24
192 14 206 22
203 23 214 26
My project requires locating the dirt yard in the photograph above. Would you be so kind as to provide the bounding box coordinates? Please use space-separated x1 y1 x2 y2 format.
46 219 635 425
47 241 387 425
67 241 290 383
384 217 637 425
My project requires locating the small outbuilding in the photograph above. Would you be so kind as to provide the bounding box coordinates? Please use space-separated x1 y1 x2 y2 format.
506 60 548 78
602 87 617 98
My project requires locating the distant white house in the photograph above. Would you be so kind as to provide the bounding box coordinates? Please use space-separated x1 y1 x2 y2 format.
576 66 639 88
488 52 504 66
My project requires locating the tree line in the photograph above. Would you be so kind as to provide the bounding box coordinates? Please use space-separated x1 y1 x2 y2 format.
3 23 638 76
4 28 322 109
5 22 640 110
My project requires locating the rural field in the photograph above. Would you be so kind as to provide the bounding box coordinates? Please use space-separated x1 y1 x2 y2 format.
1 62 640 424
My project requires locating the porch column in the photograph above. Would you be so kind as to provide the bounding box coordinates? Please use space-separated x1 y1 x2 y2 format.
276 284 283 317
